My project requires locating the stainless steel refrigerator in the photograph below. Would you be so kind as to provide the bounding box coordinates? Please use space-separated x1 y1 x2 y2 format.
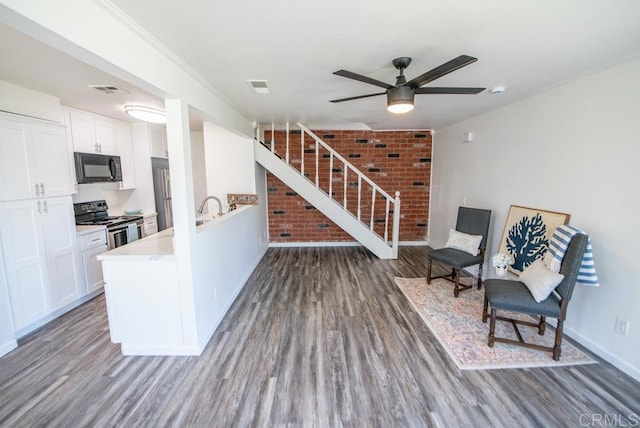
152 158 173 231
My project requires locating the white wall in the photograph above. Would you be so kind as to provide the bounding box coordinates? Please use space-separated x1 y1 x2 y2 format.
0 80 61 122
190 131 207 211
192 205 268 349
430 57 640 381
203 122 257 212
0 1 252 137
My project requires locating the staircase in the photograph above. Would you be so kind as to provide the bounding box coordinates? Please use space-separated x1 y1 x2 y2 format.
254 123 400 259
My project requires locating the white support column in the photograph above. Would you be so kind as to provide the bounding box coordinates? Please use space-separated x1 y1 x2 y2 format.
384 198 390 242
300 131 305 176
285 122 290 164
270 122 275 152
343 165 348 209
392 191 401 258
357 175 362 221
370 188 376 230
329 153 334 200
315 140 319 187
164 98 198 345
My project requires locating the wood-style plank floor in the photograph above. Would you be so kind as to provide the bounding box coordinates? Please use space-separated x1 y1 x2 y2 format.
1 246 639 427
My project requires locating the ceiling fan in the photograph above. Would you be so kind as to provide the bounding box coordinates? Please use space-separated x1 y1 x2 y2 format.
330 55 485 113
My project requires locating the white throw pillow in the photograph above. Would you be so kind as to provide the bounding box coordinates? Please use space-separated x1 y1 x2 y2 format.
444 229 482 256
519 258 565 303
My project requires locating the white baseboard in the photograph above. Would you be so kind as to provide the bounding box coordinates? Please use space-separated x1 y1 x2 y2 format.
0 339 17 358
269 241 428 248
564 325 640 383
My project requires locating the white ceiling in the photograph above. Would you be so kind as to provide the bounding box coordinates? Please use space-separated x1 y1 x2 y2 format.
2 0 640 131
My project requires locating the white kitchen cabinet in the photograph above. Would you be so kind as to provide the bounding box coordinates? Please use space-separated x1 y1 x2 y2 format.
0 114 71 201
115 123 136 190
149 124 168 158
143 213 158 236
78 229 108 294
93 117 117 155
68 109 116 155
0 196 83 331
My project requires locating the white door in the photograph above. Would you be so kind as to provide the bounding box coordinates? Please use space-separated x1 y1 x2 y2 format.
41 197 84 310
31 124 72 198
0 200 50 331
0 118 36 201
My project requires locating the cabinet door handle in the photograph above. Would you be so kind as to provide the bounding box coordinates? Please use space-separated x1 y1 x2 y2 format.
40 182 45 195
35 183 40 196
37 201 42 213
43 200 48 214
90 237 102 242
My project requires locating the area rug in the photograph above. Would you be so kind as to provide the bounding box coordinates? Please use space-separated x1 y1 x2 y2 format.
394 277 596 370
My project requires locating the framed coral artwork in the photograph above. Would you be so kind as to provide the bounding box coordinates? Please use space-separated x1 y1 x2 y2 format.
498 205 570 274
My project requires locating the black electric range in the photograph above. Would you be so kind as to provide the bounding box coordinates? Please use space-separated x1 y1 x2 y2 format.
74 200 143 228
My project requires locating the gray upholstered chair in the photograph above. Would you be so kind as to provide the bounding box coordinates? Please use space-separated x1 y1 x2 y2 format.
427 207 492 297
482 233 588 360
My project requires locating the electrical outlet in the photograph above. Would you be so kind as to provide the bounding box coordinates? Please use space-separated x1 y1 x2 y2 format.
615 317 630 337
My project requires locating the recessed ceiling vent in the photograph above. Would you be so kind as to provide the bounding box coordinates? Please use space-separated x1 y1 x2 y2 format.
246 80 269 95
89 84 122 95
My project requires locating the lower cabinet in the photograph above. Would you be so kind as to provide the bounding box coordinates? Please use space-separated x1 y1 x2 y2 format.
78 229 108 294
0 196 83 332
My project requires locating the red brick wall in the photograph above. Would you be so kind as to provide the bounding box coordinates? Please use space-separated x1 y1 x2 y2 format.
266 129 432 242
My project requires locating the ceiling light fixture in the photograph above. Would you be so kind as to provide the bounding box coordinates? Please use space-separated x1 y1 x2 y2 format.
386 86 414 114
124 105 166 124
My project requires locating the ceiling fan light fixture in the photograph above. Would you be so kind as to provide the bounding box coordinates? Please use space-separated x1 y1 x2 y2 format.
386 86 414 114
124 105 166 124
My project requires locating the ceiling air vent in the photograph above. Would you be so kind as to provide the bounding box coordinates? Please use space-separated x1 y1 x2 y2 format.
88 84 122 95
246 80 269 95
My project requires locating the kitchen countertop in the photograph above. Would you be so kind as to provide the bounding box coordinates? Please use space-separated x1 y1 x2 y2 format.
98 227 175 261
97 205 251 262
76 225 107 236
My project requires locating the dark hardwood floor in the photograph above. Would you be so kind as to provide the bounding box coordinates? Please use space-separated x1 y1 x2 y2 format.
1 246 638 427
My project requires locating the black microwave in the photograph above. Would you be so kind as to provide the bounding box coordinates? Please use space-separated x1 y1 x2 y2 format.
74 152 123 184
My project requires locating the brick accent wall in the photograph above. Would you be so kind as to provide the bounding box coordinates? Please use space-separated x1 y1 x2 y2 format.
266 129 432 243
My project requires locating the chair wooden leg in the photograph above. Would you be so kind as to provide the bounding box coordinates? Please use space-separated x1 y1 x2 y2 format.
482 294 489 323
477 262 483 290
553 319 564 361
426 257 432 284
538 316 546 335
488 308 496 347
454 270 460 298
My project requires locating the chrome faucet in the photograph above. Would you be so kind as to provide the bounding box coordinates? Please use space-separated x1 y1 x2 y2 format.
197 196 223 216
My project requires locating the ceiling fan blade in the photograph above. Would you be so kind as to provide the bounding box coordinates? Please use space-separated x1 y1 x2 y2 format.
405 55 478 89
330 92 387 103
414 87 485 94
333 70 394 89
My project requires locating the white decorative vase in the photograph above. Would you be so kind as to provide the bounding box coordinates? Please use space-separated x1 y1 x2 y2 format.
495 266 507 277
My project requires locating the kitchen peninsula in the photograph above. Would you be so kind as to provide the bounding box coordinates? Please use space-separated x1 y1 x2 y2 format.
98 204 268 356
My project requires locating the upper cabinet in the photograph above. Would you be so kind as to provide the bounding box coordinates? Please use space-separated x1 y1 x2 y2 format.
0 114 72 201
64 107 137 190
67 108 116 155
149 124 168 158
115 123 136 190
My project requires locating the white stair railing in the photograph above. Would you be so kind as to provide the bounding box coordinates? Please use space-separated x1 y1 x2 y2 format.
259 122 400 255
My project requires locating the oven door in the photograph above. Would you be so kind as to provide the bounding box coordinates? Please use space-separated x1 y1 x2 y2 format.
107 221 145 250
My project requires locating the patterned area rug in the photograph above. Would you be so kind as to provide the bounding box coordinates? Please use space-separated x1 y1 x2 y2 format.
394 277 596 370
